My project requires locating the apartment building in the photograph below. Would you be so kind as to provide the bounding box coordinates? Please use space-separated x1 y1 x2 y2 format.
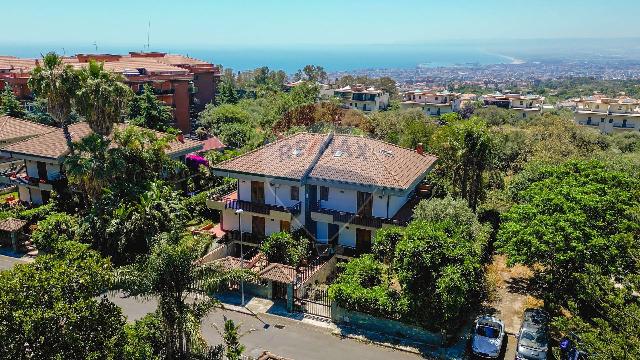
0 120 202 205
574 95 640 134
482 92 544 118
0 52 221 134
400 90 462 116
207 133 437 256
334 85 390 112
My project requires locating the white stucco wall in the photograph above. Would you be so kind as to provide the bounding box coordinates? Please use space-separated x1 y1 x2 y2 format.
25 160 39 178
18 186 30 203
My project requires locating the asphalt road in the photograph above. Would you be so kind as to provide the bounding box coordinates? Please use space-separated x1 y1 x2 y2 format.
109 293 424 360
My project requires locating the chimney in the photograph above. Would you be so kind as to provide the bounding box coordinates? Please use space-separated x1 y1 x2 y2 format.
177 134 184 143
416 143 424 155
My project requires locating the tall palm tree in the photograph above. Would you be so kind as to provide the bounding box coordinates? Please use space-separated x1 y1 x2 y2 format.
75 60 132 137
28 52 80 151
117 232 252 359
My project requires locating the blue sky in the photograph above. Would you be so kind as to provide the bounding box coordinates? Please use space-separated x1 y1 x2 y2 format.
3 0 640 48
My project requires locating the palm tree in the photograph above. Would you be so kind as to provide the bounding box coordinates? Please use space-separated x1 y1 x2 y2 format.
75 60 132 137
117 232 252 359
28 52 80 151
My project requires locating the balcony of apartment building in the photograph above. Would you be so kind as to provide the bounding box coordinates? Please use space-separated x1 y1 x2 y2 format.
309 192 417 230
0 161 64 191
206 185 302 222
612 119 637 130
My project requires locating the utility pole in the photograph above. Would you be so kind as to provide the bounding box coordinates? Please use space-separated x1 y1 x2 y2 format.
236 209 245 306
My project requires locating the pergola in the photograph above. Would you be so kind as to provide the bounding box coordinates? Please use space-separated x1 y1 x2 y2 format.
0 217 27 251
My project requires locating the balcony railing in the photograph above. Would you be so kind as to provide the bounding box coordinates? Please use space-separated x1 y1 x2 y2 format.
310 201 405 228
221 230 266 245
216 192 302 216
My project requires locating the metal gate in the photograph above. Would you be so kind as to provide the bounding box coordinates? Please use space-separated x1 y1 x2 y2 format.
294 286 332 318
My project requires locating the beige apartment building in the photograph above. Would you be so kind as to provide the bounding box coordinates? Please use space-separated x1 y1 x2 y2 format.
574 95 640 134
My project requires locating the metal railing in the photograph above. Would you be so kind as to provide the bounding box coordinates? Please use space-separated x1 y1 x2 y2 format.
216 192 302 216
310 201 403 228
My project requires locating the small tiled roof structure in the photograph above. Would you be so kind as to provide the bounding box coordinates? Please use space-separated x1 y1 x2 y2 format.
201 136 225 152
258 263 296 284
2 122 202 160
213 256 244 271
0 217 27 232
213 132 437 191
0 116 56 144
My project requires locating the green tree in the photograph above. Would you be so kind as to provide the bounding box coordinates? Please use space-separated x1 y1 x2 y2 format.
0 82 25 117
128 84 174 131
394 219 486 330
117 233 250 359
221 318 245 360
28 52 81 152
260 231 310 267
496 160 640 306
430 117 494 210
76 60 132 137
31 212 79 253
0 241 126 359
217 79 238 105
293 64 328 83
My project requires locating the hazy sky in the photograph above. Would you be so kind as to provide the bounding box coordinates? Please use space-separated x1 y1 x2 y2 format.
3 0 640 48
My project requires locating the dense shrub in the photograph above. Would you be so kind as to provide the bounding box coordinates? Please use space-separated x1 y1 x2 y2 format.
329 255 406 319
260 231 310 267
31 212 79 253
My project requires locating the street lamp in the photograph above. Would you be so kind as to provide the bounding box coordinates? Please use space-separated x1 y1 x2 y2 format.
235 208 245 306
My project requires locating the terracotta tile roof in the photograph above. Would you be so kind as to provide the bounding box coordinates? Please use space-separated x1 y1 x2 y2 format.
0 217 27 232
2 122 202 160
258 263 296 283
310 134 436 189
214 256 244 271
201 136 225 151
214 133 331 180
214 132 437 191
0 116 57 143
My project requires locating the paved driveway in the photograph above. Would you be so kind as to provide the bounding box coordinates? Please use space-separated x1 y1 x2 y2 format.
109 293 425 360
0 254 27 270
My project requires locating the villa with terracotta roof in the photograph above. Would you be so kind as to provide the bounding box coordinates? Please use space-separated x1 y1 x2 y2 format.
0 52 221 134
207 132 436 257
400 90 462 116
0 121 202 205
574 95 640 134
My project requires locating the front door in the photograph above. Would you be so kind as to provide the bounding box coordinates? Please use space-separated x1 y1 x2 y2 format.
328 223 339 246
252 216 265 237
280 220 290 232
251 181 265 204
356 228 372 254
356 191 373 217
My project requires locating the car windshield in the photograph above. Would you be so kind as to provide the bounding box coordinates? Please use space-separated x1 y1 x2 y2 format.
476 325 500 338
520 330 547 349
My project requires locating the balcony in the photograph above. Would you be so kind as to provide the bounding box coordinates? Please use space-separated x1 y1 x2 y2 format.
613 123 636 130
309 201 407 229
207 191 302 220
220 230 266 246
0 167 64 190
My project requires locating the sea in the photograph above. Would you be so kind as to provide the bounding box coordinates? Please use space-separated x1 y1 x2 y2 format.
0 43 520 73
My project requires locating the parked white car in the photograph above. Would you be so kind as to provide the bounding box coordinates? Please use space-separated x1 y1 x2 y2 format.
471 315 505 359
